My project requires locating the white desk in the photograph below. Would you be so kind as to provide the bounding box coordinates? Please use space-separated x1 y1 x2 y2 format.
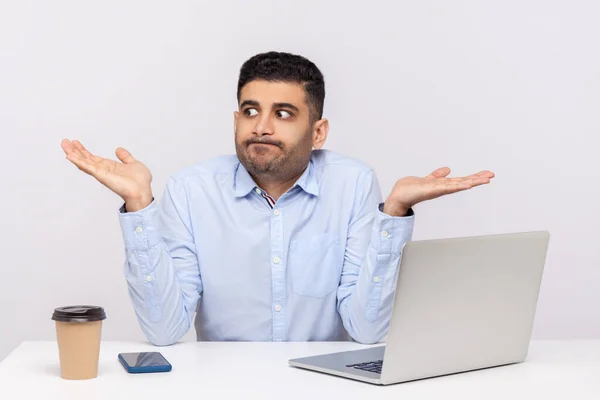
0 340 598 399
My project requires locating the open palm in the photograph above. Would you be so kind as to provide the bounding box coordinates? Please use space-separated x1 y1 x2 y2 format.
61 139 152 202
388 167 495 213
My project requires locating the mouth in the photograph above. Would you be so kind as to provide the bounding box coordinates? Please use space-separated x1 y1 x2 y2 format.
248 142 279 149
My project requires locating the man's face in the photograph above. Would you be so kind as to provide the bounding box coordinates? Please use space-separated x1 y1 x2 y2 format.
234 80 319 182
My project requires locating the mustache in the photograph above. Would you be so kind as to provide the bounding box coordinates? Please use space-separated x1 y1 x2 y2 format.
245 138 284 149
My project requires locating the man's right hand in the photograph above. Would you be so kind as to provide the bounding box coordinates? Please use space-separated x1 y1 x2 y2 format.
61 139 154 212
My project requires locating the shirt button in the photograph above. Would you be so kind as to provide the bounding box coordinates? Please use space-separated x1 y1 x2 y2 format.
255 188 261 194
373 276 381 283
145 275 153 282
381 231 389 238
135 227 143 234
274 209 280 216
273 256 281 264
274 304 282 312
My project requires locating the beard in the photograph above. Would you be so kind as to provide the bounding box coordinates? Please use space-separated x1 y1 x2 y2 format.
235 132 312 183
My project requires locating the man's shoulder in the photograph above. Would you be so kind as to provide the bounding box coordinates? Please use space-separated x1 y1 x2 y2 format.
311 149 374 175
169 154 239 183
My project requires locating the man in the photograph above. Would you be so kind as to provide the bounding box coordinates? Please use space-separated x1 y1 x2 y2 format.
61 51 494 345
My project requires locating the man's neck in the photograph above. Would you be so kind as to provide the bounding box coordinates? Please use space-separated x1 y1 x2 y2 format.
253 168 306 201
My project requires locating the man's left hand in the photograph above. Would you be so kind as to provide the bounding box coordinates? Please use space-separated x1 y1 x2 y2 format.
383 167 495 217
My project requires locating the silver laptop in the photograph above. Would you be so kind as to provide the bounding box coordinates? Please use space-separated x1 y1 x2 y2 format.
289 231 550 385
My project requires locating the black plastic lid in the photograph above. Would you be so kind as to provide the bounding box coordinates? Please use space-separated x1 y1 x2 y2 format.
52 305 106 322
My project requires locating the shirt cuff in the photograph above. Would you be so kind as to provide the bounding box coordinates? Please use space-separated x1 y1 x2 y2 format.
371 203 415 255
118 199 160 251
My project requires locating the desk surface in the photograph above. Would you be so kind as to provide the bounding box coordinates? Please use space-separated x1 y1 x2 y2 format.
0 340 599 399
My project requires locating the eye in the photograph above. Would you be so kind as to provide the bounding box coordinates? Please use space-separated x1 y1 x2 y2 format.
244 108 258 116
276 110 293 119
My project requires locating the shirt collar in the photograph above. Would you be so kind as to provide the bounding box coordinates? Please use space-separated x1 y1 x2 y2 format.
293 159 319 196
233 161 258 198
233 157 319 198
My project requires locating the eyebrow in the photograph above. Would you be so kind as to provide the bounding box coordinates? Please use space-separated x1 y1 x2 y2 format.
240 100 300 113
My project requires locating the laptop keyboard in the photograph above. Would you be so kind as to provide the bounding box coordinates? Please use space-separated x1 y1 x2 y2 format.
346 359 383 374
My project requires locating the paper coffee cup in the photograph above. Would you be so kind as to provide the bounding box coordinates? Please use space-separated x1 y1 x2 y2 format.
51 305 106 380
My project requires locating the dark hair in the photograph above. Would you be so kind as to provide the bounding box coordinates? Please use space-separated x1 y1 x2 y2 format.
237 51 325 122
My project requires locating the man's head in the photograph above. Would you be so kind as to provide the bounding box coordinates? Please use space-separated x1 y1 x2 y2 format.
234 51 328 184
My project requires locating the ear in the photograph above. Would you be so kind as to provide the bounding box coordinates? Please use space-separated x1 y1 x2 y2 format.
312 118 329 150
234 110 239 132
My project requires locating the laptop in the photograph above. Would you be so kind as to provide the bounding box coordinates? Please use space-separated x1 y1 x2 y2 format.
289 231 550 385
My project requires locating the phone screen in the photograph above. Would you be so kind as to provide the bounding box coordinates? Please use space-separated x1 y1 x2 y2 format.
120 352 170 367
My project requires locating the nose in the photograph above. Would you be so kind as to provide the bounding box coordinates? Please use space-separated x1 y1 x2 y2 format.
253 113 274 137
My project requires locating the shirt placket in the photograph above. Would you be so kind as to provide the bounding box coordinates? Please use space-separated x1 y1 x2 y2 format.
254 187 286 341
270 204 285 341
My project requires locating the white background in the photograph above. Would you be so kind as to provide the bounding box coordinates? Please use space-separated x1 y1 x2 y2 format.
0 0 598 362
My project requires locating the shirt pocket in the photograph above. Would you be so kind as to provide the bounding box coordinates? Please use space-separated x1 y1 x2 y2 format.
288 233 342 298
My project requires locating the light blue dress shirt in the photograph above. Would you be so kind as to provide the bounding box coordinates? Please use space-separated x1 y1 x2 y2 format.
118 150 414 345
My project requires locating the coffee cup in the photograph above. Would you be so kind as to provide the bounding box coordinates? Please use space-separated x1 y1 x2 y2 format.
51 305 106 380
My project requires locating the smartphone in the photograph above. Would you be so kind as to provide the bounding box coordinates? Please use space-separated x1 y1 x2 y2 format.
118 352 172 373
